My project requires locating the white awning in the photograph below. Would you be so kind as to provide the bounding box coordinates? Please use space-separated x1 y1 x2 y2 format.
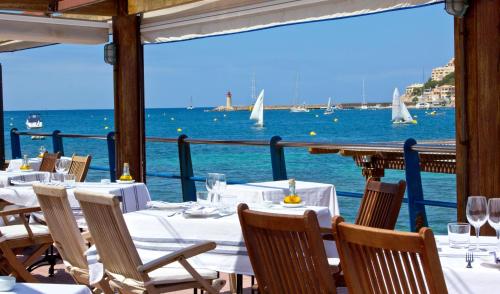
141 0 443 43
0 13 110 52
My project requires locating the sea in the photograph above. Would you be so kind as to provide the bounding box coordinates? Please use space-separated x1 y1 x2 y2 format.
3 108 456 233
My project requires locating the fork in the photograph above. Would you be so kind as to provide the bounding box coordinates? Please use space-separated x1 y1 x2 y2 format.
466 251 474 268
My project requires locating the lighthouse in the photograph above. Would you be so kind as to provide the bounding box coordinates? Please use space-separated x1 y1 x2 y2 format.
226 91 234 111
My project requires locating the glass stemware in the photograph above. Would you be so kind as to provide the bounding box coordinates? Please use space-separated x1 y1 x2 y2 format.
488 198 500 248
55 159 70 174
466 196 488 251
206 173 218 202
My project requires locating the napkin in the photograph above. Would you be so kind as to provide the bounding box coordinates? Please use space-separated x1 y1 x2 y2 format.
10 180 40 186
184 206 218 216
147 201 189 210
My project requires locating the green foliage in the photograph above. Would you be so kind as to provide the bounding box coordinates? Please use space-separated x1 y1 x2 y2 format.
424 72 455 89
411 88 423 97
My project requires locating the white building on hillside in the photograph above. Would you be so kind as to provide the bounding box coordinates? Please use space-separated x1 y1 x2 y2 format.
431 58 455 81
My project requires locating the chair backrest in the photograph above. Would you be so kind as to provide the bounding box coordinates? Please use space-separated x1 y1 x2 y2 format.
69 155 92 182
74 189 144 282
238 204 336 294
332 216 447 294
32 184 87 270
39 152 61 172
355 178 406 229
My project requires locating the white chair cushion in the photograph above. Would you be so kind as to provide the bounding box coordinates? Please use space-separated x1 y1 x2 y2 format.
0 224 49 239
147 262 218 285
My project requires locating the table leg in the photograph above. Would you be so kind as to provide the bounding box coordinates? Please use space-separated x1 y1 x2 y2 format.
229 273 237 293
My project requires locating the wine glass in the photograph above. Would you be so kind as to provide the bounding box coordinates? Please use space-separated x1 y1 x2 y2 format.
206 173 218 202
214 174 227 208
56 159 70 174
466 196 488 251
488 198 500 248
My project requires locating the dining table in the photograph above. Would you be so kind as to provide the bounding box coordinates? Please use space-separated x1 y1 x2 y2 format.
224 180 338 215
1 283 91 294
0 170 49 188
6 156 72 172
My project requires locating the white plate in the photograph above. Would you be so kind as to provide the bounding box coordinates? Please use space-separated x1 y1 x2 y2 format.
116 179 135 184
19 169 34 172
280 201 305 208
10 180 39 186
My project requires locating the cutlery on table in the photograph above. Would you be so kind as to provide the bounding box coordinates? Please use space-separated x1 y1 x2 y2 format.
466 251 474 268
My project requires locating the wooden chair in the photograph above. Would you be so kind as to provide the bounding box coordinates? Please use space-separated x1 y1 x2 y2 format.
38 152 61 172
74 189 225 294
355 178 406 229
32 184 112 293
0 204 53 282
238 203 341 294
69 155 92 182
331 216 447 294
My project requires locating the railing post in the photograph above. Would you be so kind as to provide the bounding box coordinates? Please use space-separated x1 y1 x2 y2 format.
178 134 196 201
52 130 64 156
10 128 21 159
270 136 287 181
404 138 428 232
107 132 116 182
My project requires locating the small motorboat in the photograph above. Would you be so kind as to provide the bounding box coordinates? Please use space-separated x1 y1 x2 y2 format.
26 113 43 129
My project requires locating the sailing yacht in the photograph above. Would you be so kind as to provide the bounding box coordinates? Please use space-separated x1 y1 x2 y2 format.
360 79 368 110
290 73 310 113
324 97 334 115
250 90 264 127
186 96 194 110
392 88 417 124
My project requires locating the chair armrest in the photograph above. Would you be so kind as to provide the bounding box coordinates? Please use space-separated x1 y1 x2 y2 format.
320 227 335 241
0 205 41 217
138 241 216 274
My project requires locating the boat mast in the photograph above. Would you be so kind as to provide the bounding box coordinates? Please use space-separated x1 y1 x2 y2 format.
294 72 300 106
251 72 256 100
362 79 366 105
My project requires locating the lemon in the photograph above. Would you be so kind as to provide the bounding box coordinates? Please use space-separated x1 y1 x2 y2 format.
284 195 302 204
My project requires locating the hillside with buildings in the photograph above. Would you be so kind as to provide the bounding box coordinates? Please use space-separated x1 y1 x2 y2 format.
402 58 455 107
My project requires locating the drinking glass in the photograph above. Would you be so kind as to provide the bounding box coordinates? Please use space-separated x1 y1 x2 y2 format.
64 174 76 188
50 173 61 183
219 194 237 214
447 222 470 249
197 191 211 206
488 198 500 248
41 172 51 184
56 159 70 174
206 173 218 201
466 196 488 251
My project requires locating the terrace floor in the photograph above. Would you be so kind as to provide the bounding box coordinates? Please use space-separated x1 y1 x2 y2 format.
32 260 253 293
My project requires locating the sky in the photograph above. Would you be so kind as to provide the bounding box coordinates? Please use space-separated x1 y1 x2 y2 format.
0 3 454 111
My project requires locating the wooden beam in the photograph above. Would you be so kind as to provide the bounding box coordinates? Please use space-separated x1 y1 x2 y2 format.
56 0 115 16
112 0 146 182
128 0 202 14
0 0 50 12
455 0 500 235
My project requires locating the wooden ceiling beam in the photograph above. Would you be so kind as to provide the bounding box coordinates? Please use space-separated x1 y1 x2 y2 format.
56 0 116 16
0 0 51 13
128 0 202 14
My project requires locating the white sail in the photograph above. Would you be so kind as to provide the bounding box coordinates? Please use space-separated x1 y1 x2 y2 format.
327 97 332 109
250 89 264 127
392 88 414 123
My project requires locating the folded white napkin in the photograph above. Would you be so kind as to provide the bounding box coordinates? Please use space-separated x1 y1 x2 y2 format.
147 201 189 210
184 206 219 216
10 180 40 186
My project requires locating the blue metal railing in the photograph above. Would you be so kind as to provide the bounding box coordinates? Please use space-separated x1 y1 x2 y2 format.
9 128 457 231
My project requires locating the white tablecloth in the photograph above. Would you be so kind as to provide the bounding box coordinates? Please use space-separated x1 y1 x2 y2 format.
436 235 500 294
224 180 338 215
0 171 49 188
0 182 151 214
7 156 72 172
88 205 336 276
2 283 91 294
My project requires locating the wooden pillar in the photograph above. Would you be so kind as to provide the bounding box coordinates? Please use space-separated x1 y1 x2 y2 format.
455 0 500 235
0 64 4 168
112 1 146 181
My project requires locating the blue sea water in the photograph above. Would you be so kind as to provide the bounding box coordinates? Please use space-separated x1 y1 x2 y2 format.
3 108 456 232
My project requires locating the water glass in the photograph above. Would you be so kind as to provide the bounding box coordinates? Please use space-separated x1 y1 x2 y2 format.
56 159 70 174
50 173 61 183
64 174 76 188
41 172 51 184
219 194 237 214
488 198 500 246
261 194 274 208
466 196 488 251
197 191 211 206
206 173 218 199
447 222 470 249
215 174 227 197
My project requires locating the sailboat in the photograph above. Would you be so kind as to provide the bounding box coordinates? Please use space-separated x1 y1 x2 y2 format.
360 79 368 110
250 89 264 127
324 97 334 115
290 73 310 113
187 96 194 110
392 88 417 124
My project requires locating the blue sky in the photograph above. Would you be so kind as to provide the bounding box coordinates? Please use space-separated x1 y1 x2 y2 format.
0 3 453 110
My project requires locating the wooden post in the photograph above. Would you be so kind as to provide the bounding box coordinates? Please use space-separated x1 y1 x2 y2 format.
0 64 4 168
112 1 146 182
455 0 500 235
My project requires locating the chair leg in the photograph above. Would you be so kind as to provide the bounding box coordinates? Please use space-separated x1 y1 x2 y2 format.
0 245 37 282
228 273 237 294
236 274 243 294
